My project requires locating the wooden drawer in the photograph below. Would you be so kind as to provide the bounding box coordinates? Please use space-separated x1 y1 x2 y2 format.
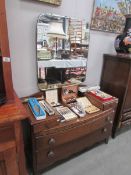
122 111 131 121
35 110 114 150
35 124 111 173
121 118 131 128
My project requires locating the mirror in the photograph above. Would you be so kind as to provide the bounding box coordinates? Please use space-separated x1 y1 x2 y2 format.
37 13 90 90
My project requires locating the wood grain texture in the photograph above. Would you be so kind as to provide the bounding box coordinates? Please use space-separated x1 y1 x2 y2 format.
0 141 19 175
0 94 28 124
0 0 28 174
0 0 14 101
0 95 28 175
14 121 27 175
100 54 131 137
24 95 117 175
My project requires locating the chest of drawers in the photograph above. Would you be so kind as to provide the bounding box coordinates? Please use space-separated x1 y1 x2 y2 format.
24 96 118 175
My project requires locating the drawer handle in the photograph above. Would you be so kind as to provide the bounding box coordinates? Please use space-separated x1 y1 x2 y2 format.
106 116 113 124
103 128 107 133
109 120 113 124
48 151 55 158
48 138 56 145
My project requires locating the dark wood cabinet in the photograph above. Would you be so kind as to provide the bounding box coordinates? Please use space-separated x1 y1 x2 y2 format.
24 95 118 175
100 54 131 137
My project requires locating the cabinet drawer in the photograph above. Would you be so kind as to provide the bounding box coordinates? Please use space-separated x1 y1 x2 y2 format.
121 118 131 128
35 124 111 173
122 111 131 121
35 111 113 150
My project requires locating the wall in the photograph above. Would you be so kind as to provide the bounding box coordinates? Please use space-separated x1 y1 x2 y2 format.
5 0 116 97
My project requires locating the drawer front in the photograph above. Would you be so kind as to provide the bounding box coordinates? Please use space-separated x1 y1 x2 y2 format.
121 118 131 128
122 111 131 121
35 124 111 173
35 111 114 150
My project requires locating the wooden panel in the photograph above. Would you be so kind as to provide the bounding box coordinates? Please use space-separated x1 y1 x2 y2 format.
35 111 113 150
14 121 27 175
32 109 113 135
0 160 6 175
0 125 14 144
121 118 131 128
0 122 27 175
0 94 28 175
36 124 111 173
122 111 131 121
100 54 131 136
0 0 14 101
122 74 131 113
0 95 28 125
0 141 19 175
101 54 130 100
4 147 19 175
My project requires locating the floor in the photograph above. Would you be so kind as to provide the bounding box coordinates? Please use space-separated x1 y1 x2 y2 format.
39 129 131 175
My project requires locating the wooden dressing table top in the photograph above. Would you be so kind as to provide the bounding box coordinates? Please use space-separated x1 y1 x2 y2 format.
0 94 28 124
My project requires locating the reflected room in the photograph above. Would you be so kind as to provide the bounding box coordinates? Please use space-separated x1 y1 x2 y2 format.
37 13 90 90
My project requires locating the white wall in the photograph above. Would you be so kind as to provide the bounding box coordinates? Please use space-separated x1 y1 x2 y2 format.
5 0 116 97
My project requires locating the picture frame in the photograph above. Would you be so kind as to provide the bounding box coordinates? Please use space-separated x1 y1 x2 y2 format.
37 0 62 5
91 0 131 34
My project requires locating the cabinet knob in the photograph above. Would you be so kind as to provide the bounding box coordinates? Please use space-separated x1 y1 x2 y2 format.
48 138 56 145
107 116 111 121
106 116 113 124
109 120 113 124
103 128 107 133
48 151 55 158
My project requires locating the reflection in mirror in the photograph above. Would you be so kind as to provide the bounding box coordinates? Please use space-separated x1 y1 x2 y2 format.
37 13 90 90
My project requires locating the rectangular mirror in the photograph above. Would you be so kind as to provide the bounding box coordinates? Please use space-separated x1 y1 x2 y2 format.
37 13 90 90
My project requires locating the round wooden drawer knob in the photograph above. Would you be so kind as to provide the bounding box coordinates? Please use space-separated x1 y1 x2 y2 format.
48 151 55 158
48 138 56 145
107 117 113 124
109 120 113 124
103 128 107 133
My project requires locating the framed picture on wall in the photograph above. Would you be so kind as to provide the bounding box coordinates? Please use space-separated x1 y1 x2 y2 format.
37 0 62 5
91 0 131 34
